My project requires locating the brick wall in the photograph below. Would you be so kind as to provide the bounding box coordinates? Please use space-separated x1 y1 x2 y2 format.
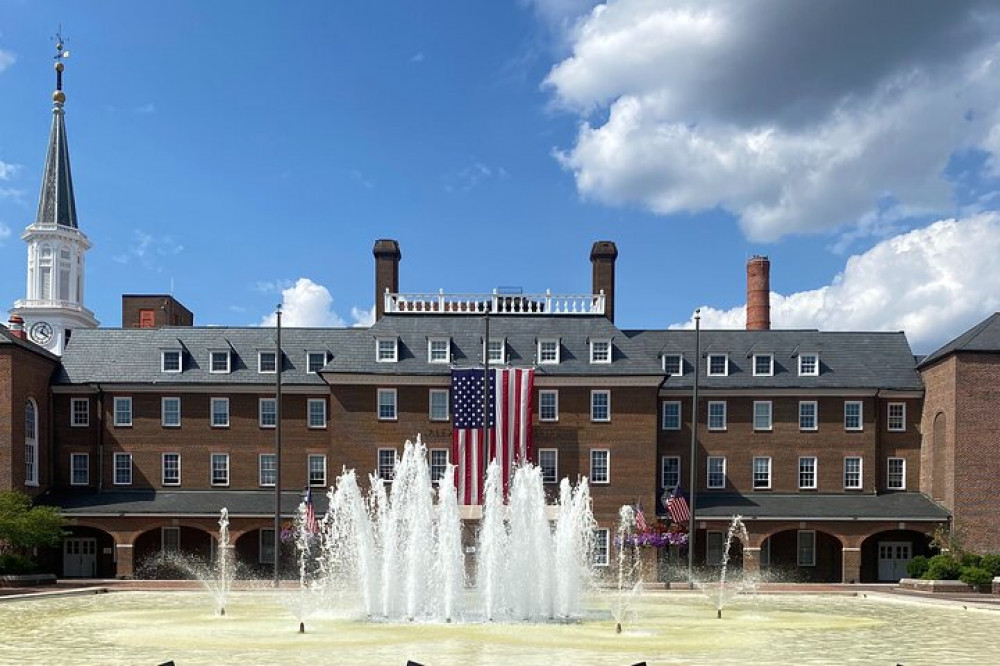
918 357 956 507
0 345 59 494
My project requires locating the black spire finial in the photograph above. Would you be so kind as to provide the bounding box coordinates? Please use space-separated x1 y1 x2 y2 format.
52 27 69 96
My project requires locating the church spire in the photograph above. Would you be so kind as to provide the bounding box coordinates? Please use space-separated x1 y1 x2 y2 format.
35 32 77 229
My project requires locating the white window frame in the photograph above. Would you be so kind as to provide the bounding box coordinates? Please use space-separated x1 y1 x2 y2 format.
538 338 560 364
753 400 773 431
707 400 727 431
306 350 327 374
161 396 181 428
429 448 449 483
590 390 611 422
707 353 729 377
752 353 773 377
308 454 328 487
161 349 182 373
887 402 906 432
798 353 819 377
377 388 398 421
429 389 450 422
113 452 133 486
209 349 231 374
260 529 275 564
798 456 817 489
486 337 506 364
307 398 327 429
211 397 230 428
539 448 559 484
211 453 230 487
427 337 451 364
706 531 725 566
887 457 906 490
259 453 277 487
590 449 610 484
376 337 398 363
162 452 181 486
662 353 683 377
593 528 610 567
799 400 818 431
590 339 612 364
258 350 277 374
70 397 89 427
844 401 863 431
844 456 863 490
797 530 816 566
752 456 771 490
661 455 680 490
259 397 277 429
161 526 181 554
70 453 89 486
377 448 398 481
113 396 133 427
538 390 559 422
707 456 726 489
661 401 682 430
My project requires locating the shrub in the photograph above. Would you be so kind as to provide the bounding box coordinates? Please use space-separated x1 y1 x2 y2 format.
959 566 993 589
922 554 960 580
959 553 982 569
906 555 929 578
978 554 1000 578
0 553 39 575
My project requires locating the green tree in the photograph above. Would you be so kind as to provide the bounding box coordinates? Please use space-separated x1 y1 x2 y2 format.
0 491 65 556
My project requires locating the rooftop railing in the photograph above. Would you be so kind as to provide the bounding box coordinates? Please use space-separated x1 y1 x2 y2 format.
384 289 605 315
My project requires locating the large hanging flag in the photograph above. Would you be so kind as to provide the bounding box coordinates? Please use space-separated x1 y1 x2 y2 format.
303 487 319 534
451 367 535 504
664 486 691 524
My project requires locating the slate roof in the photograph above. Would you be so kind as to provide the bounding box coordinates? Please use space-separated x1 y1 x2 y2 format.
55 327 362 386
682 492 949 521
40 490 323 516
919 312 1000 368
626 329 922 390
0 326 60 362
321 314 665 377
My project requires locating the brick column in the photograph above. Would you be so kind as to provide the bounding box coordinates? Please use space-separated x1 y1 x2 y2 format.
743 546 761 578
115 543 134 579
842 547 862 584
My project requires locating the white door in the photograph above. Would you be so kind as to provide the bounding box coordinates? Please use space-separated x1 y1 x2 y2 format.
877 541 911 581
63 538 97 577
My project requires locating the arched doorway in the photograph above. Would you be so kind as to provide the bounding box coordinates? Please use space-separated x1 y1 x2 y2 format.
761 529 842 582
61 526 116 578
133 525 215 578
860 530 934 582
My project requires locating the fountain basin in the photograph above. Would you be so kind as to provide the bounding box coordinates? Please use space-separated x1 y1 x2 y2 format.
1 590 998 665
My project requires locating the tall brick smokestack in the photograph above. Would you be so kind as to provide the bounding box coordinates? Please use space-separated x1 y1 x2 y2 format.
373 239 401 321
746 255 771 330
591 241 618 323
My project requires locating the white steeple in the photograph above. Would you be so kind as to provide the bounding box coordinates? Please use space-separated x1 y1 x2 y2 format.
9 33 98 355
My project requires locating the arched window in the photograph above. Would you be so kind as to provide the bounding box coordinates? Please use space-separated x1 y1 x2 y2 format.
932 411 947 501
59 247 72 301
25 399 39 486
39 245 53 300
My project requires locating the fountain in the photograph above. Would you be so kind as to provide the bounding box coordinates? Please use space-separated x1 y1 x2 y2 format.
610 504 643 634
695 515 758 619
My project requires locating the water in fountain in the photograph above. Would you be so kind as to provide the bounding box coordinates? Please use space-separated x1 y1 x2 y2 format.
306 435 595 622
696 514 758 618
609 504 643 633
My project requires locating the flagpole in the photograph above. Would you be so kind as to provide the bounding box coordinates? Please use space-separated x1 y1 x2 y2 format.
687 309 700 584
273 304 283 588
483 298 491 480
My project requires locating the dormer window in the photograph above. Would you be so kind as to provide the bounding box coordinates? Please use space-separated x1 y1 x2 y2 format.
486 338 505 364
707 353 729 377
538 338 560 364
798 353 819 376
161 350 182 373
376 337 398 363
662 353 683 376
307 351 327 374
428 337 451 364
590 339 612 364
753 354 773 377
258 351 277 374
209 350 231 374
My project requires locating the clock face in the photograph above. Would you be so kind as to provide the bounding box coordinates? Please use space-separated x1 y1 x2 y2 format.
29 321 54 345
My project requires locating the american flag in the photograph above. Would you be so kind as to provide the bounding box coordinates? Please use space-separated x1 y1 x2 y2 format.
303 487 319 534
634 501 649 532
664 486 690 524
451 367 534 504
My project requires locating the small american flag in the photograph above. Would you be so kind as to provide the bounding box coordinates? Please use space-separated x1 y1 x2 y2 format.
664 486 690 524
304 487 319 534
634 501 649 532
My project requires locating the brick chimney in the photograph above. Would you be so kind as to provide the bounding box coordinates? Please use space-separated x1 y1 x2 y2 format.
374 239 402 321
746 255 771 330
7 314 26 340
590 241 618 323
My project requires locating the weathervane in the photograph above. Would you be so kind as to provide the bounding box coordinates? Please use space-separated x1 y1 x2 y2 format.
52 27 70 102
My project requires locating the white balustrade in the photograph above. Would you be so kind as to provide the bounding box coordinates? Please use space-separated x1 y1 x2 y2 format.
384 289 605 315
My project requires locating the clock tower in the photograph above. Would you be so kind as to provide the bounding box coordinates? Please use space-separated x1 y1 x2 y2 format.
10 35 98 354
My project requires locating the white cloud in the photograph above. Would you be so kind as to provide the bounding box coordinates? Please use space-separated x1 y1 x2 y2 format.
670 213 1000 352
350 305 376 328
260 278 347 327
0 222 10 243
545 0 1000 241
0 49 14 73
0 159 19 180
409 52 425 64
112 230 184 270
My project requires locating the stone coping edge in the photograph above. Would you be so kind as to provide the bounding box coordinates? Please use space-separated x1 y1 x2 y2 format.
899 578 973 593
0 586 109 602
0 573 57 587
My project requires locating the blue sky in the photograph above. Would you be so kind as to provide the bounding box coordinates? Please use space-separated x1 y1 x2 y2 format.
3 1 1000 354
